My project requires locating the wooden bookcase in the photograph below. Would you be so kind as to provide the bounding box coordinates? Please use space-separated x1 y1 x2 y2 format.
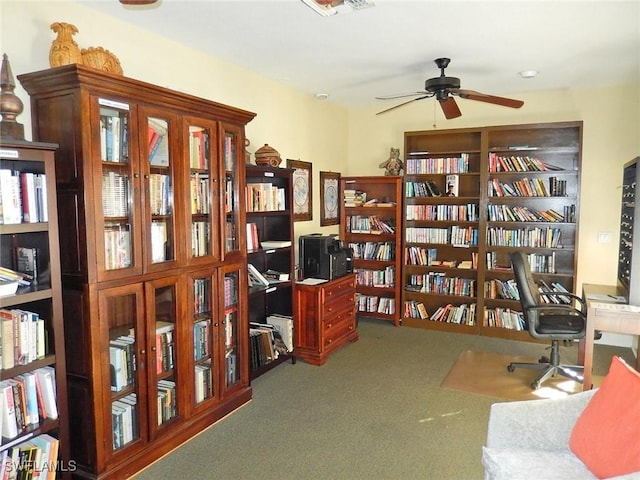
19 65 255 479
402 121 582 342
0 140 70 478
339 176 403 326
245 165 296 378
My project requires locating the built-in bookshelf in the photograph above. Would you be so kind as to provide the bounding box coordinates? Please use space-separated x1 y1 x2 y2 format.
339 176 403 326
245 165 295 379
0 140 70 479
618 157 640 306
402 122 582 342
20 64 255 480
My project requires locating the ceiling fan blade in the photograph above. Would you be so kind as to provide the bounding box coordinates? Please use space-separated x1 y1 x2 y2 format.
376 96 429 115
375 91 428 100
439 97 462 119
454 89 524 108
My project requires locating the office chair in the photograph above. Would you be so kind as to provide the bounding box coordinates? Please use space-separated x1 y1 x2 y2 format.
507 251 586 390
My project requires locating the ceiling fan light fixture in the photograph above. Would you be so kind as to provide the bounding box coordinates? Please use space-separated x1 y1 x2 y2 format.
301 0 374 17
519 70 538 79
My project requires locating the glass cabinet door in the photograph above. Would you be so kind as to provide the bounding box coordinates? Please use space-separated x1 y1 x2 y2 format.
97 98 140 278
220 264 244 391
143 112 179 271
189 269 219 408
220 124 245 258
185 119 220 263
146 276 180 436
99 284 146 456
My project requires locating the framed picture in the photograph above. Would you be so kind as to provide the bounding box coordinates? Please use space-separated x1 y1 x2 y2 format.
320 171 340 226
287 159 312 221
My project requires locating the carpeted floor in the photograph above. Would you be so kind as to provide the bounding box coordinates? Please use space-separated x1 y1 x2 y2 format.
440 349 596 401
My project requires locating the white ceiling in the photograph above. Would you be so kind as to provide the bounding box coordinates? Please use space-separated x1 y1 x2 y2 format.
77 0 640 111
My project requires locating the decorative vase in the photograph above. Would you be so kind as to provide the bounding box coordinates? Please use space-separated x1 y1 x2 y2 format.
254 144 282 167
49 22 82 68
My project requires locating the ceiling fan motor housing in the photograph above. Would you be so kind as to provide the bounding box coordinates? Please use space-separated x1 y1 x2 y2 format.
425 75 461 92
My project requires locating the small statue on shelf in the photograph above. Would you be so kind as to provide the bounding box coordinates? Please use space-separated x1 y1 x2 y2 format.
379 147 403 176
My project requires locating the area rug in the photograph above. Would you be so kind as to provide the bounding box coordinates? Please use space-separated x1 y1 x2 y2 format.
440 350 600 401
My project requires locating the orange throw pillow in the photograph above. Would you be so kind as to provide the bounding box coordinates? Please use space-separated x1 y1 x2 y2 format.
569 356 640 478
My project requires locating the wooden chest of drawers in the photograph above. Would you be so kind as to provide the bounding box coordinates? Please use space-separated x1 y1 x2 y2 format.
294 274 358 365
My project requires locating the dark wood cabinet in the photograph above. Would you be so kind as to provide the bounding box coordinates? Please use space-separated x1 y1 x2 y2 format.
0 140 70 477
294 274 358 365
19 65 255 479
339 176 403 326
402 121 582 342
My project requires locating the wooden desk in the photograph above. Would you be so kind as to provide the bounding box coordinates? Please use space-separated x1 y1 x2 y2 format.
582 283 640 390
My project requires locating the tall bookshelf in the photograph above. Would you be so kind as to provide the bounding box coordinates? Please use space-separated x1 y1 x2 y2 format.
0 140 70 478
19 64 255 480
339 176 403 326
245 165 295 378
402 122 582 342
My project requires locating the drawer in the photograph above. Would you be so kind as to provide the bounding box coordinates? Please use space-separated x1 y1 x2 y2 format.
321 279 356 317
321 305 356 347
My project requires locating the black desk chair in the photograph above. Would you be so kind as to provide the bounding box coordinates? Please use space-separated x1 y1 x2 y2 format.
507 251 586 390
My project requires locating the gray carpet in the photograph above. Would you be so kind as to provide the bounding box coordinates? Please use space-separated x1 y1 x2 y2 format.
131 318 633 480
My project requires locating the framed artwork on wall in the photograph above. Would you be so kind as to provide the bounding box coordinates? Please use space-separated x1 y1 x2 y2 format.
287 159 312 222
320 171 340 226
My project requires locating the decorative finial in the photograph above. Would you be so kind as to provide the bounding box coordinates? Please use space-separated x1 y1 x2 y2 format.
0 53 25 141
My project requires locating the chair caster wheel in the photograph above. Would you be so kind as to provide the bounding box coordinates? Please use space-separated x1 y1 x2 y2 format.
507 365 515 372
531 381 540 390
539 356 549 364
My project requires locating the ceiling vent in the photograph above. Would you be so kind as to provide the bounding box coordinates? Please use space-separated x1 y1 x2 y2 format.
301 0 375 17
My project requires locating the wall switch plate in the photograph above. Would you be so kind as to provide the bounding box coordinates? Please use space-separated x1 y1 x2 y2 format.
598 231 612 243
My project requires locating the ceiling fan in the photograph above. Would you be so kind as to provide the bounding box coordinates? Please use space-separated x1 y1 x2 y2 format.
376 58 524 119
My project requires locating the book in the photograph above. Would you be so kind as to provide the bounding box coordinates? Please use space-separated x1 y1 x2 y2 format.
260 240 291 249
15 247 38 284
0 279 19 297
34 367 58 420
445 174 459 197
0 381 18 439
247 263 269 287
265 314 294 352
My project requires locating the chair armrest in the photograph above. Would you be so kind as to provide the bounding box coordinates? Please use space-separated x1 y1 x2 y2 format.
486 389 597 451
539 292 587 314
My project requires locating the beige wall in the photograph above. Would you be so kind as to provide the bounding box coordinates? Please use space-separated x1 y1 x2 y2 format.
3 1 640 347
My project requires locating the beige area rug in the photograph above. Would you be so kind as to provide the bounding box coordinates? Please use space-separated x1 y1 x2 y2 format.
441 350 601 401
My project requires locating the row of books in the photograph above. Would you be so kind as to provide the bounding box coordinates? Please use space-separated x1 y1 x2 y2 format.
99 110 129 163
405 180 444 198
193 319 211 362
223 135 235 172
487 226 563 248
104 224 132 271
404 300 429 319
488 153 564 173
194 361 212 404
348 241 395 261
355 294 395 315
109 335 136 393
345 215 395 234
343 189 367 207
223 275 238 310
149 174 172 216
102 172 129 218
0 169 48 225
405 226 479 247
112 393 138 450
193 278 211 315
156 380 176 426
354 267 395 288
1 366 58 441
191 221 211 257
405 246 477 268
0 308 47 370
405 203 478 221
487 204 574 223
405 154 470 174
245 182 286 212
188 127 210 170
484 279 520 301
190 172 211 215
407 273 476 297
488 176 569 198
147 118 168 167
150 221 169 263
484 307 526 330
0 433 59 480
429 303 477 325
